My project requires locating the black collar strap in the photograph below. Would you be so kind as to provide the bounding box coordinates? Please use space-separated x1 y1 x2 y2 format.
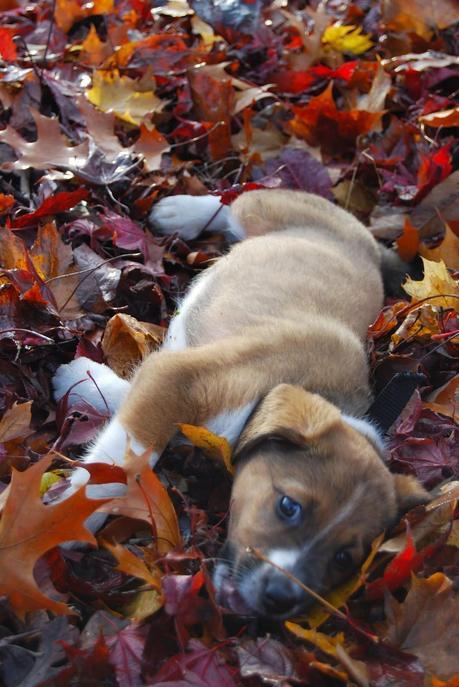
367 372 427 434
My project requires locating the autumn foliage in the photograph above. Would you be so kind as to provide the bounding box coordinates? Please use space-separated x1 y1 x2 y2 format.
0 0 458 684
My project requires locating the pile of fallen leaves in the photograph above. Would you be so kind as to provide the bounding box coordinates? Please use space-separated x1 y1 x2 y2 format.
0 0 458 684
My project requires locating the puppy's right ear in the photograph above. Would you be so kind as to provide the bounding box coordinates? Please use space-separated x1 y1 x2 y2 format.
393 474 430 513
234 384 341 459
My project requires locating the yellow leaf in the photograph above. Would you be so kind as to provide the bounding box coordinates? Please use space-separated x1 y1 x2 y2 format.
87 71 163 126
285 622 344 657
403 257 459 311
306 533 383 628
322 24 373 55
39 471 62 497
390 303 445 349
178 424 234 474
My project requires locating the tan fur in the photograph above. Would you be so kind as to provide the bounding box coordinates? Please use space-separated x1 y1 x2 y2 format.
120 190 384 447
115 189 428 614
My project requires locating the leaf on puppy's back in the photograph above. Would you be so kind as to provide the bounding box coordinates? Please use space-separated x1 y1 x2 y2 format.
178 423 234 475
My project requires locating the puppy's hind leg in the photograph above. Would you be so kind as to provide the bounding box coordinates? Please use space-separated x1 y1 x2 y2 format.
150 194 245 243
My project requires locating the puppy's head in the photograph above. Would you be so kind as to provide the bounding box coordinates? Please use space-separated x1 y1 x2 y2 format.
214 384 428 619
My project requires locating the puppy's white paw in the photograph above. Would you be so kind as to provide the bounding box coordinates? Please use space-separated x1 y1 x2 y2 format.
53 357 130 415
150 194 230 240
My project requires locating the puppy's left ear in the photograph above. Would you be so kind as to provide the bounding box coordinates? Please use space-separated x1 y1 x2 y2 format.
234 384 341 458
393 474 430 513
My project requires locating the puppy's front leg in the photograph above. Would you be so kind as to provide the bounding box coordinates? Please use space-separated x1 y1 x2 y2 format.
150 195 245 243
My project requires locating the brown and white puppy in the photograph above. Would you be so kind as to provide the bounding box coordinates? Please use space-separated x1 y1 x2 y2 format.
53 190 428 619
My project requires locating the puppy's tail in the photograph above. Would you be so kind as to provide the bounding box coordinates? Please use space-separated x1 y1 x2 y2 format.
378 245 422 298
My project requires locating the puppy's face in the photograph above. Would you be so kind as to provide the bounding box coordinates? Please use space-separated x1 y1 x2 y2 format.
214 385 428 619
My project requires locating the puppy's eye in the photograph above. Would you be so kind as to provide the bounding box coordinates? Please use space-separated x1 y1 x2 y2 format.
276 495 302 524
333 548 353 570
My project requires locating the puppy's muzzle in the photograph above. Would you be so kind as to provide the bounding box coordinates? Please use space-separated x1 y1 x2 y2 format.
261 572 303 617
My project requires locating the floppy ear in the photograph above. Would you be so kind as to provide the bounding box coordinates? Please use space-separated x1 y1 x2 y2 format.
393 474 430 513
234 384 341 459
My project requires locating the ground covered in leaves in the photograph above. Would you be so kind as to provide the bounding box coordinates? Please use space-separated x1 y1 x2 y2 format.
0 0 458 685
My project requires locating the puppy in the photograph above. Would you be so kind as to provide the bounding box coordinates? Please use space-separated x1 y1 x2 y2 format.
53 190 428 619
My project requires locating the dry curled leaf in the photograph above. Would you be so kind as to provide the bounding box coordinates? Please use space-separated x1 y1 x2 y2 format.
102 313 164 378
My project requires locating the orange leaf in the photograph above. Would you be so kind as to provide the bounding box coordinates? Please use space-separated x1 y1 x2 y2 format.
55 0 86 33
80 24 112 66
134 124 171 173
0 226 29 273
396 217 420 262
290 83 382 158
0 455 109 619
419 223 459 271
101 445 181 554
285 623 344 657
102 540 163 592
30 221 74 281
0 193 14 212
420 107 459 128
424 375 459 422
178 423 234 475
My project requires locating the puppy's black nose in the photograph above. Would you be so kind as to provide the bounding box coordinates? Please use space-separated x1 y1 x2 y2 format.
263 578 299 617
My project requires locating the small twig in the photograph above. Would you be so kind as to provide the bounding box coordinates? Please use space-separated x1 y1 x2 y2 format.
42 0 57 70
55 252 141 313
16 37 43 83
44 252 141 284
169 121 223 149
248 547 380 643
0 328 54 343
